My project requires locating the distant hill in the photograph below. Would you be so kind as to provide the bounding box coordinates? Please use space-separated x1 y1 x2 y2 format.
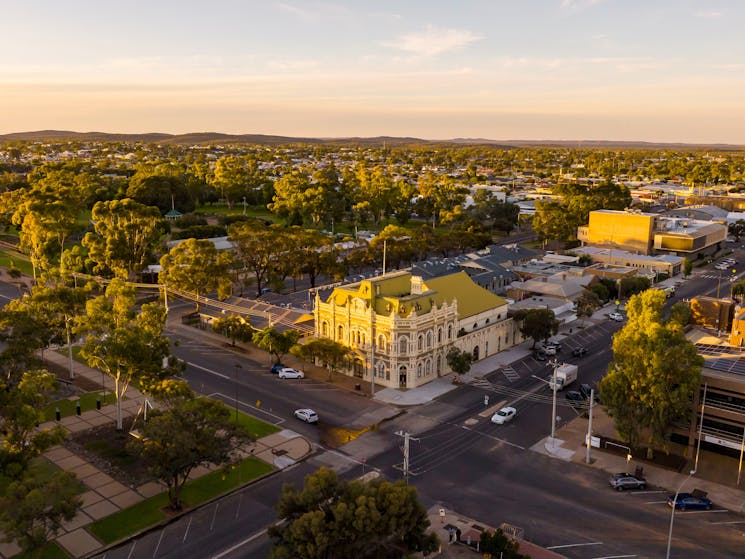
0 130 742 150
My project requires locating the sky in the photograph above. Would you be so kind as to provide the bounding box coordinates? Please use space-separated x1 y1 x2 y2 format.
2 0 745 143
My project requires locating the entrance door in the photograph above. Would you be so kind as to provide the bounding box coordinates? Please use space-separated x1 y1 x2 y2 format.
399 365 407 388
473 346 480 361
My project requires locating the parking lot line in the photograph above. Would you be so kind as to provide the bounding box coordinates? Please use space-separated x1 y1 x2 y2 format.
546 541 603 549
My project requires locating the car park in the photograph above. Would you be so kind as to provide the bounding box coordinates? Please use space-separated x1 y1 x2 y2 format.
294 408 318 423
278 367 304 379
667 492 712 510
572 346 587 357
491 406 517 425
609 472 647 491
609 312 624 322
270 363 286 374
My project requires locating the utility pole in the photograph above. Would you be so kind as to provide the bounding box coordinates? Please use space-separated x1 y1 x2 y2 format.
550 359 559 445
586 389 594 464
395 431 418 483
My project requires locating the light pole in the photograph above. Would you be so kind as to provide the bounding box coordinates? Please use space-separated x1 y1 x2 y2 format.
665 469 696 559
532 358 559 447
234 363 242 424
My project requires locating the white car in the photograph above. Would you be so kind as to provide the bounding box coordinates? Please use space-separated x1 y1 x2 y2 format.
294 408 318 423
491 406 517 425
609 312 624 322
278 367 304 379
543 345 557 356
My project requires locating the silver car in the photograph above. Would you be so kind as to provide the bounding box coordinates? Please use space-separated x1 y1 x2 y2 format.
609 472 646 491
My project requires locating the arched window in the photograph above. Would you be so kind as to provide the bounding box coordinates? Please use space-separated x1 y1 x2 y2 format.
321 321 328 337
417 335 423 351
337 325 344 342
437 328 442 344
425 359 431 376
426 331 433 349
398 336 408 354
447 324 452 340
378 334 386 352
417 363 423 378
436 355 442 373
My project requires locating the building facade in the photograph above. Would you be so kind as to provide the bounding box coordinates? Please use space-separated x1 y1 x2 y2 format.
314 270 519 389
577 209 727 259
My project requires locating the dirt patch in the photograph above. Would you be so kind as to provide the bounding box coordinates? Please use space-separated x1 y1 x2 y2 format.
64 417 155 488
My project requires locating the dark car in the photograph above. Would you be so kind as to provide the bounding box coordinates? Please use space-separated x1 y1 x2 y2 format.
546 340 562 352
579 383 595 400
667 493 712 510
572 346 587 357
270 363 286 374
609 472 647 491
565 390 584 407
534 351 547 361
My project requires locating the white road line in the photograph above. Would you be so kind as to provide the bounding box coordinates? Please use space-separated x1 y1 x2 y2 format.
152 529 165 558
210 503 220 531
710 520 745 525
211 528 268 559
631 490 666 495
182 515 193 543
546 541 603 549
188 361 231 379
645 500 668 504
126 541 137 559
211 392 286 422
677 509 728 514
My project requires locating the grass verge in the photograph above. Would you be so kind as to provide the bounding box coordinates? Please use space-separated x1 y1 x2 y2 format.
12 541 71 559
0 250 34 277
43 391 120 422
87 456 273 544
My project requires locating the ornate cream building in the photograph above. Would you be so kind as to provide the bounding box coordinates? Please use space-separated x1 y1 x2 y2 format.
314 270 519 389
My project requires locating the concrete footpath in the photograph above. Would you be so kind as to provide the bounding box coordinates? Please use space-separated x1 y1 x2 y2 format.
0 347 313 559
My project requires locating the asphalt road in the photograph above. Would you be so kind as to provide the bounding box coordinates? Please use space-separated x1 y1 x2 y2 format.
4 253 743 559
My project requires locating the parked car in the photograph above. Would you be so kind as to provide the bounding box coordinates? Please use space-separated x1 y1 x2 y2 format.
543 345 557 356
609 312 624 322
270 363 286 374
546 340 562 351
565 390 585 407
572 346 587 357
534 350 547 361
579 383 598 402
278 367 304 379
609 472 647 491
667 492 712 510
294 408 318 423
491 406 517 425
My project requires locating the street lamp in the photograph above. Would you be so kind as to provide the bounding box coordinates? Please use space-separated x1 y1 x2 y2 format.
665 469 696 559
532 358 559 447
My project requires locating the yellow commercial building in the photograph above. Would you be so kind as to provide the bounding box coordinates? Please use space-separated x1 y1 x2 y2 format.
577 209 727 258
314 270 519 389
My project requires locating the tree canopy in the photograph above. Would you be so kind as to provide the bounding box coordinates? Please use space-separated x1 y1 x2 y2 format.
513 308 559 348
599 289 703 450
269 467 438 559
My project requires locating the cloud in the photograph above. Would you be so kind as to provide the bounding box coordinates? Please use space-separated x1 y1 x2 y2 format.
382 25 482 57
560 0 605 10
694 10 722 18
274 2 313 19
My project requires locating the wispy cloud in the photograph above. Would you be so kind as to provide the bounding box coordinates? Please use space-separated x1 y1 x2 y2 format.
694 10 722 18
382 25 482 57
274 2 313 19
560 0 605 11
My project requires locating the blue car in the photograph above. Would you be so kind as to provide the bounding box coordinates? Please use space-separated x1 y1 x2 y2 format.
270 363 286 374
667 493 712 510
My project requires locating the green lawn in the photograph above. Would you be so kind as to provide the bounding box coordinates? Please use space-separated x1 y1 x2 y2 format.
0 250 34 277
87 456 273 544
231 408 282 439
43 391 118 422
12 541 71 559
